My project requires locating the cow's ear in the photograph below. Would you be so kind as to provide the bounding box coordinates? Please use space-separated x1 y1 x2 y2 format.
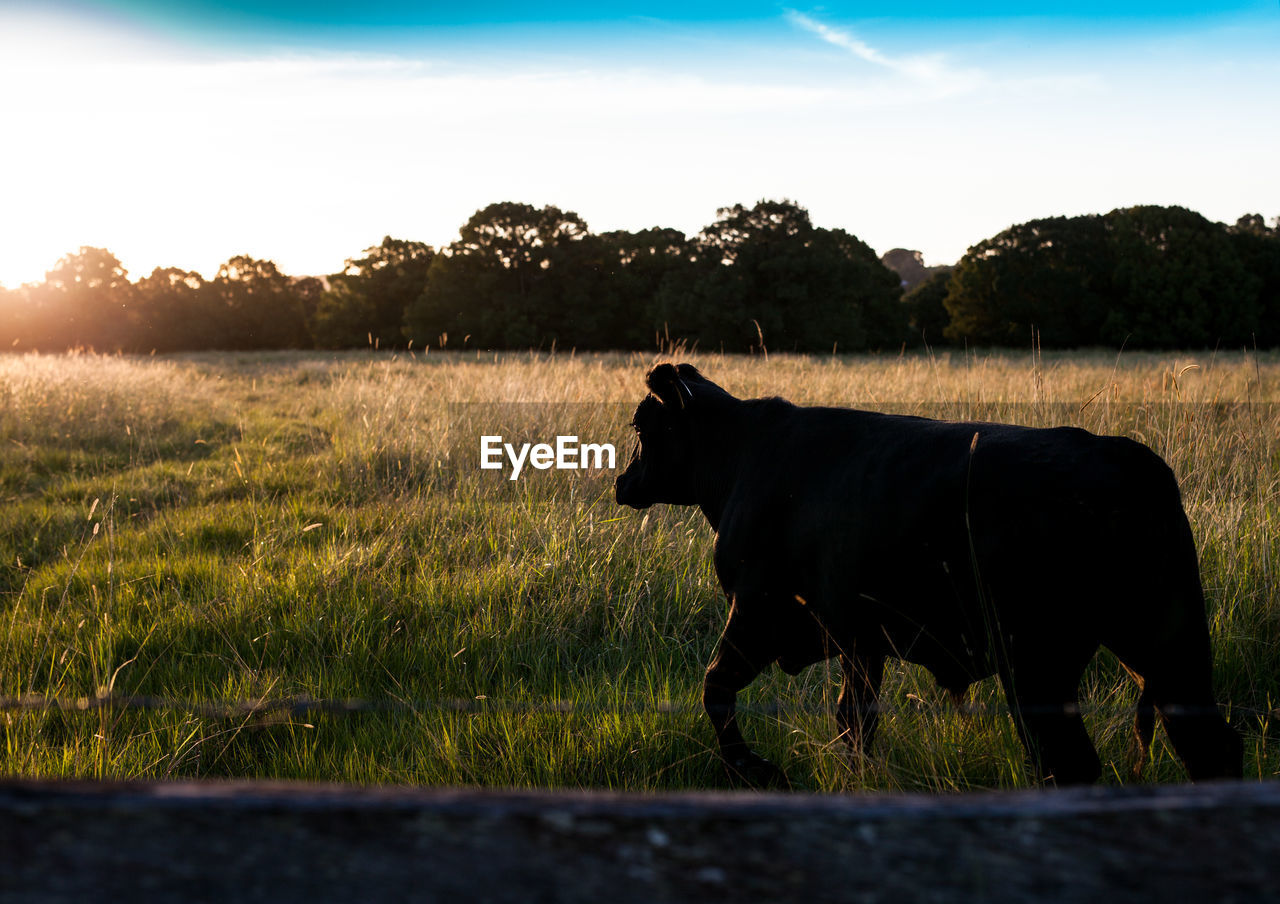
645 363 694 409
674 363 732 400
674 363 711 386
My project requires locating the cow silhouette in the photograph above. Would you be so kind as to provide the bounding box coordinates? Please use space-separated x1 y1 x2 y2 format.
616 363 1243 786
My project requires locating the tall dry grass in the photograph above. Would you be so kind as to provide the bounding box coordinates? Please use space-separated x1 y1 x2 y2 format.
1 348 1276 788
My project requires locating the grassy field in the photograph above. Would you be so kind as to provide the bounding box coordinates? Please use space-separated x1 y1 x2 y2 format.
1 348 1277 791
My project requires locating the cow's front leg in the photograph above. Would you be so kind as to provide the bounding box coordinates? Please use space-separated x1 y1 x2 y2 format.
836 652 885 768
703 599 788 789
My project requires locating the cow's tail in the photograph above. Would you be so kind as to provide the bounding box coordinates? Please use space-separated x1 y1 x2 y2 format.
1132 683 1156 780
1121 659 1156 779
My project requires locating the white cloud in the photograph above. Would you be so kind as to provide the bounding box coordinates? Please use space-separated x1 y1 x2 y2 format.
1 7 1276 286
786 10 986 97
0 42 850 285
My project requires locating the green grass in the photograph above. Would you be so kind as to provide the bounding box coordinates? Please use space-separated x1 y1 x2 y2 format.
1 348 1277 790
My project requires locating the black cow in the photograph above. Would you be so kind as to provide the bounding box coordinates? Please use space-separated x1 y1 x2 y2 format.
615 363 1243 786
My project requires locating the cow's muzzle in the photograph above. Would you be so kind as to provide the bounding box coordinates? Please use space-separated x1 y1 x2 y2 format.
614 471 650 509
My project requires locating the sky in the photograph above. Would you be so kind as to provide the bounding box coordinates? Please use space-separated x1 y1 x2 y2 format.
1 0 1277 288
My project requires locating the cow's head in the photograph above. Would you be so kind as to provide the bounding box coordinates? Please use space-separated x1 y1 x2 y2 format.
614 363 714 509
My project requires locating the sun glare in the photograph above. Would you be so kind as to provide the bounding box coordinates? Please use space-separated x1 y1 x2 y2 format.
1 5 1276 291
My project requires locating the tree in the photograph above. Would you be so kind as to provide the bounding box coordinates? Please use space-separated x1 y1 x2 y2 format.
594 227 695 349
902 268 955 346
207 256 311 349
312 237 434 349
944 216 1113 346
698 199 813 263
133 267 209 351
1228 214 1280 346
311 279 371 350
1101 206 1258 347
0 284 23 349
944 207 1266 348
404 202 593 349
1232 213 1275 237
23 247 137 350
656 200 905 352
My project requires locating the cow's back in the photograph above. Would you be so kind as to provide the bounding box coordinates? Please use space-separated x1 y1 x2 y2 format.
765 409 1187 561
717 405 1196 674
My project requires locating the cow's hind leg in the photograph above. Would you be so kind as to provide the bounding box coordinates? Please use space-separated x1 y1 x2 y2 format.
703 598 789 788
1141 664 1243 781
999 649 1102 786
836 652 885 767
1108 619 1243 781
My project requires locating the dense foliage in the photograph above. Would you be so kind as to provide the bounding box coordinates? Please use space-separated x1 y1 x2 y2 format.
944 208 1280 348
3 202 1277 352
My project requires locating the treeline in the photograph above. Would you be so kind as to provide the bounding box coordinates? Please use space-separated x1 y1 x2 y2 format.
922 207 1280 348
3 200 1278 353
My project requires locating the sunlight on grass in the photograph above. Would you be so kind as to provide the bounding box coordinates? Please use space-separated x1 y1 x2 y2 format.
1 348 1277 789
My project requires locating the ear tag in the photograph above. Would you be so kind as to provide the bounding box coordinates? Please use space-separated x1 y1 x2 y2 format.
676 377 693 407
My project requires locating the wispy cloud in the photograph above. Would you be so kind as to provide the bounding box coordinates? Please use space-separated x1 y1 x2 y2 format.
3 4 1273 287
786 10 985 96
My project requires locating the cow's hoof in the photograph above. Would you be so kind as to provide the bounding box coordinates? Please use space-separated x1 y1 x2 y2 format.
724 753 791 789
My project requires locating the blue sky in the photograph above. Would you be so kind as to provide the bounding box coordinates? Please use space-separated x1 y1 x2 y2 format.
1 1 1277 287
56 1 1277 28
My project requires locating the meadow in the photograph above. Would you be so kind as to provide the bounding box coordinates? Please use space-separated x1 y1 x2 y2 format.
1 348 1277 791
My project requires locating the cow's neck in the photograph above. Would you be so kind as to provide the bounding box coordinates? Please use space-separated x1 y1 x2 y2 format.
690 402 749 532
698 494 729 532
